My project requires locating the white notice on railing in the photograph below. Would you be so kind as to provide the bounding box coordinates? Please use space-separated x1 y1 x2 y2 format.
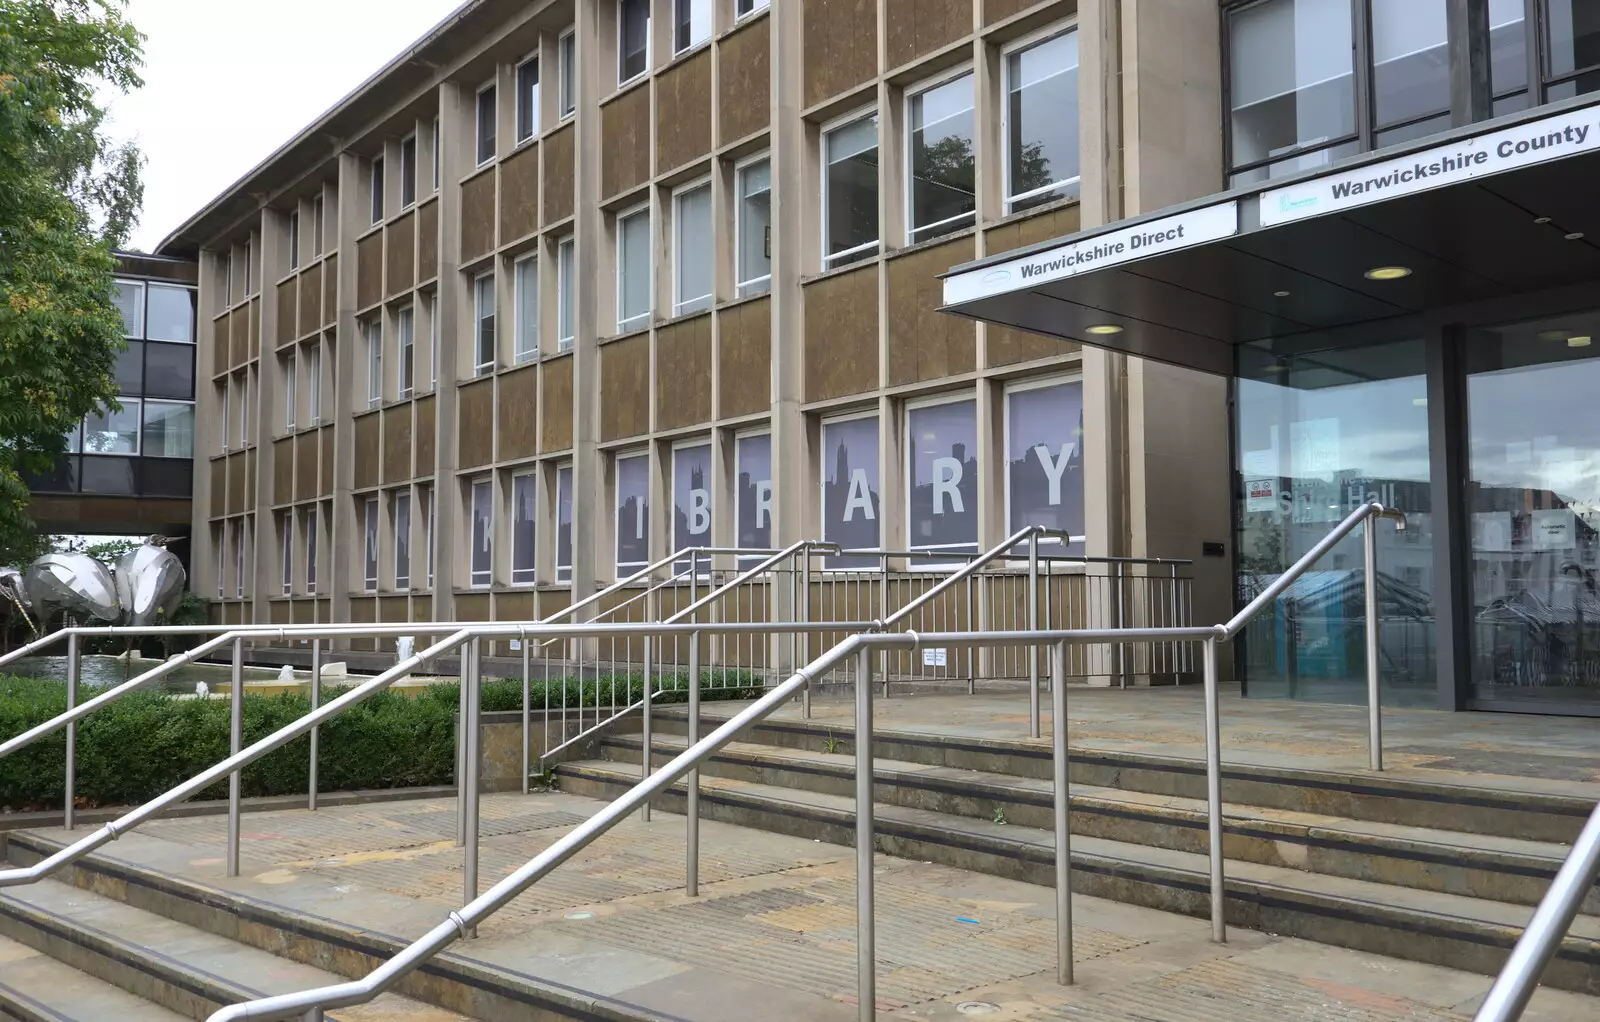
922 648 948 667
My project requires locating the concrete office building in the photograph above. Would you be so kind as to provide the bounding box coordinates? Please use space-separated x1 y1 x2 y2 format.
158 0 1231 656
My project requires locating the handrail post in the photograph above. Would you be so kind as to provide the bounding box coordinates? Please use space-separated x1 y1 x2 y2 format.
227 636 243 878
463 637 481 938
1365 513 1384 772
64 633 79 832
1052 639 1073 984
801 552 812 719
686 626 700 897
1029 530 1041 738
879 554 889 699
521 639 532 795
1203 635 1225 942
309 639 321 811
855 646 875 1022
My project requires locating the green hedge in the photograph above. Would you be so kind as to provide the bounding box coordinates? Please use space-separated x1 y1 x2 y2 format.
0 670 766 813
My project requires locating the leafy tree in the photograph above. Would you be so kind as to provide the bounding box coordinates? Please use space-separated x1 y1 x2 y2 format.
0 0 145 566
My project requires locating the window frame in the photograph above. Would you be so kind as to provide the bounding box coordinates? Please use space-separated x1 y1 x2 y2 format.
281 513 293 595
469 477 494 588
305 505 318 595
673 0 711 55
423 485 435 588
394 490 413 590
558 28 577 120
734 152 773 298
114 278 145 338
430 115 441 192
555 462 575 582
370 155 385 225
515 52 541 145
363 496 380 592
287 210 300 270
818 409 881 570
672 176 714 317
671 438 715 578
736 0 770 19
734 427 773 568
820 106 882 271
902 391 981 569
618 0 652 86
511 469 538 585
364 319 383 408
1000 22 1083 214
473 270 497 375
904 63 978 245
614 448 651 575
283 348 297 431
397 304 415 399
307 341 322 425
400 132 418 209
476 79 498 167
1002 371 1087 559
513 252 539 363
615 202 652 333
235 518 246 598
557 236 576 350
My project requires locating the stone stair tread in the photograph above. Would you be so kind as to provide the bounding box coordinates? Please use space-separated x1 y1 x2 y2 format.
0 879 473 1021
563 755 1600 943
609 732 1578 864
0 933 188 1021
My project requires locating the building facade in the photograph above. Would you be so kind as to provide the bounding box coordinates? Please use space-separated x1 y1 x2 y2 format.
160 0 1233 652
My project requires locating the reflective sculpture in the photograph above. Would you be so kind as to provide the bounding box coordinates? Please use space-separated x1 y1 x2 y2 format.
24 553 121 624
114 538 185 626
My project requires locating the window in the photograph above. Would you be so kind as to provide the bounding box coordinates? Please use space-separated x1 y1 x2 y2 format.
1004 29 1080 211
1227 0 1356 182
305 506 318 594
113 280 144 337
235 520 246 598
401 134 417 208
84 401 139 454
821 414 879 568
365 320 383 407
1545 0 1600 98
617 206 651 332
215 526 225 598
397 305 415 398
616 451 650 573
146 285 195 342
673 182 712 315
281 514 293 595
559 29 577 118
674 0 710 53
307 342 322 424
822 113 880 269
512 472 537 584
469 478 493 587
556 464 574 582
283 349 297 430
221 252 232 306
736 0 769 17
239 371 250 445
422 486 435 587
477 83 497 166
431 116 441 191
557 237 576 350
736 432 772 568
219 384 229 453
474 272 496 373
736 157 772 297
516 57 540 143
370 156 385 224
287 210 300 270
313 194 325 255
908 71 976 243
395 491 412 589
429 293 439 386
619 0 650 83
998 380 1088 556
243 240 253 296
363 497 379 591
144 401 193 458
672 443 712 573
907 397 978 565
514 254 539 363
142 342 193 399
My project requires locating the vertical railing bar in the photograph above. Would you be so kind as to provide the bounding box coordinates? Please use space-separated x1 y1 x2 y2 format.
227 636 243 877
309 638 321 811
855 645 875 1022
1052 638 1073 985
64 633 79 832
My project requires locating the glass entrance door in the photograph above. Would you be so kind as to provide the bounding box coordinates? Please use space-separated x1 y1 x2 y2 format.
1468 310 1600 711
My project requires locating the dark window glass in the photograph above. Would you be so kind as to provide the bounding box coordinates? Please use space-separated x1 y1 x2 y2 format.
1005 31 1080 211
909 73 976 242
620 0 650 82
512 473 536 584
559 32 576 118
113 280 143 337
114 341 144 393
23 456 76 493
1007 381 1086 556
477 85 497 165
823 114 879 268
80 456 137 495
1489 0 1529 98
370 157 384 224
1370 0 1449 133
907 400 979 564
616 454 650 573
675 0 709 52
143 342 195 400
557 465 574 582
517 58 539 142
736 434 772 569
821 416 880 569
672 444 712 574
1228 0 1355 176
1545 0 1600 80
401 135 417 207
141 458 193 497
145 285 194 342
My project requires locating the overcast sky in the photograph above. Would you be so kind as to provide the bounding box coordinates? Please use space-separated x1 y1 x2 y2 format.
109 0 462 253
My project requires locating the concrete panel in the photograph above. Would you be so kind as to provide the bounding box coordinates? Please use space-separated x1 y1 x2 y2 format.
295 431 318 501
208 462 225 518
457 377 495 469
657 49 712 172
270 599 291 624
385 211 416 297
382 403 412 484
273 437 294 504
719 296 771 419
454 593 491 622
985 0 1051 24
542 123 575 225
275 281 296 347
803 0 878 107
540 354 574 453
983 205 1085 365
417 199 440 282
494 590 535 622
803 264 879 401
656 313 713 430
353 412 380 491
347 596 376 650
499 142 539 243
291 598 316 624
297 267 321 339
601 333 650 441
460 168 496 263
601 85 651 200
246 448 256 508
885 0 971 68
886 238 977 385
719 15 770 144
497 363 539 461
416 394 436 477
356 233 383 311
226 453 246 515
212 315 229 376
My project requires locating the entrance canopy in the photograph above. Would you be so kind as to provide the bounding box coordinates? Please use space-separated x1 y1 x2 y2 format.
941 97 1600 377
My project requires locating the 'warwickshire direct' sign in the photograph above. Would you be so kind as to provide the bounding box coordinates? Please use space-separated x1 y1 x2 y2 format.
1262 103 1600 226
942 201 1239 306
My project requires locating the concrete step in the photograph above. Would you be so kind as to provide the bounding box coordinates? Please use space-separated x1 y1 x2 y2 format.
599 732 1593 914
0 934 188 1021
556 755 1600 995
0 878 474 1022
646 705 1597 842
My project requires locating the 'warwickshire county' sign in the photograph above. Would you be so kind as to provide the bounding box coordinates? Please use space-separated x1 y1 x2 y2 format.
1262 103 1600 226
941 201 1239 306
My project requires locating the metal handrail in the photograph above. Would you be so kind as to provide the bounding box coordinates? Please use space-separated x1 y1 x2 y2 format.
1473 799 1600 1021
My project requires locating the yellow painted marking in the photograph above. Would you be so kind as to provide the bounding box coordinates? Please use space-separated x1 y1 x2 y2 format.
281 839 456 869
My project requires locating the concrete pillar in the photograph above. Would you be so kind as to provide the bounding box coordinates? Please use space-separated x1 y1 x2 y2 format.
768 0 806 549
571 0 605 606
432 81 468 621
330 152 363 626
252 209 283 620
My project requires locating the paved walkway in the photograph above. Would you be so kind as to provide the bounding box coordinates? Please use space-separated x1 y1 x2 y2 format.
23 791 1597 1021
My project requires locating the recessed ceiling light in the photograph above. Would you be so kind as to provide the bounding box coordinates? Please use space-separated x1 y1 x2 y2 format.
1262 364 1288 374
1086 324 1123 335
1535 216 1553 224
1538 329 1570 341
1569 336 1592 348
1274 290 1291 297
1364 266 1412 281
1566 232 1585 241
